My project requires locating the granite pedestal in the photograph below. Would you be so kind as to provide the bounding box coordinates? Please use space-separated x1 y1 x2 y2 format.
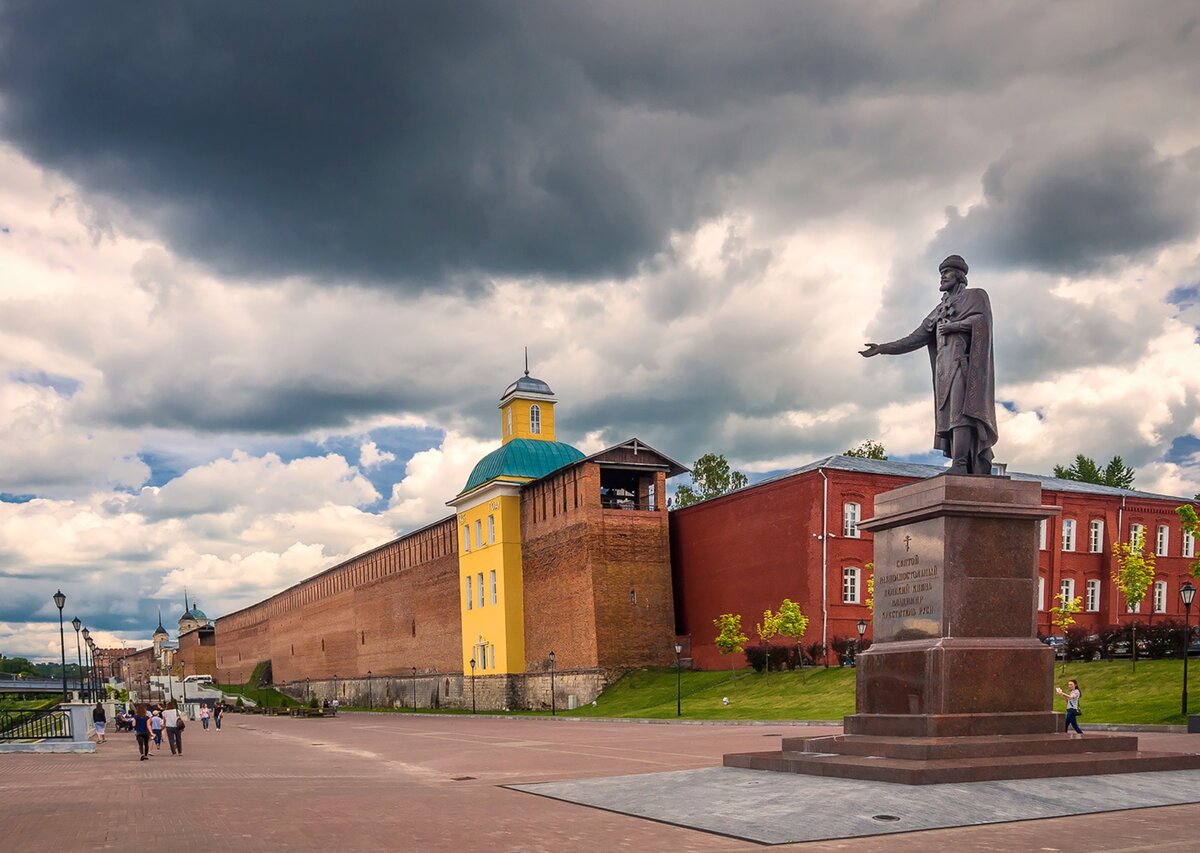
725 475 1200 783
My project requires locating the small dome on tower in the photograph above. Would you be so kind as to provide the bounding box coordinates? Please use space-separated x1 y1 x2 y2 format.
501 374 553 400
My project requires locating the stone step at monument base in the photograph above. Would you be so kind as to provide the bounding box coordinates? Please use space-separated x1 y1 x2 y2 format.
723 733 1200 785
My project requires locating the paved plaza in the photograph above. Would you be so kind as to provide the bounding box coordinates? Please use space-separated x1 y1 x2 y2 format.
3 714 1200 851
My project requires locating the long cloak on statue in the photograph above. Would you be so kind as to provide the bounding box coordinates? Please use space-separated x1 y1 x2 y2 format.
876 287 998 467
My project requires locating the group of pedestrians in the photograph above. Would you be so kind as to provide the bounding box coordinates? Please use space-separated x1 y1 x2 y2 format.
131 701 185 759
91 698 227 761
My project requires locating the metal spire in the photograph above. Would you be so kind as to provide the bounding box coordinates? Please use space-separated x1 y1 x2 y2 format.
524 346 529 376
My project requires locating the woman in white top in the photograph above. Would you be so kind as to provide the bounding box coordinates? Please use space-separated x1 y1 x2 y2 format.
162 702 184 755
1055 679 1083 737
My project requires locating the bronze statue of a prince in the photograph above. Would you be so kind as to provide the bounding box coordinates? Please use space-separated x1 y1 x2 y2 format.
860 255 998 475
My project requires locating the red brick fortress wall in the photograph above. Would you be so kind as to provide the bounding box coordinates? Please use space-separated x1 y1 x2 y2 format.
214 517 463 685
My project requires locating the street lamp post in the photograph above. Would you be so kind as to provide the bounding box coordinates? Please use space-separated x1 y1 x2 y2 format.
367 670 373 709
72 617 84 701
548 651 556 716
332 674 338 702
674 643 683 716
469 658 476 714
53 591 67 702
81 628 92 700
180 660 187 710
856 619 868 666
411 667 417 711
1182 581 1196 717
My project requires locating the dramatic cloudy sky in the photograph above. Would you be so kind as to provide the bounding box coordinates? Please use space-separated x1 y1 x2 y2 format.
3 2 1200 661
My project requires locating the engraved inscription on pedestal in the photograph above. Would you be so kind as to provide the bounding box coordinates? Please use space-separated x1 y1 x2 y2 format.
873 519 944 643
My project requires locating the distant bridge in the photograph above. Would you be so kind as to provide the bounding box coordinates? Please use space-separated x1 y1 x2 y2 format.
0 678 73 694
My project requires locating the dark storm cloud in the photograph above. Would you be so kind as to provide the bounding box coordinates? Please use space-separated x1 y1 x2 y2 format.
930 135 1200 274
5 2 1196 288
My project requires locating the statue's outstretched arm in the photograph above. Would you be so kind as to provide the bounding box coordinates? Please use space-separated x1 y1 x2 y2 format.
861 323 932 358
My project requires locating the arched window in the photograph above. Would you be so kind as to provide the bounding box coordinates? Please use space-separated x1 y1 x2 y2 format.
506 406 513 436
529 404 541 434
842 567 860 603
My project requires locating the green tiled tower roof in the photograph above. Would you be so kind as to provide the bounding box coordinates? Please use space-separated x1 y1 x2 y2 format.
461 438 584 494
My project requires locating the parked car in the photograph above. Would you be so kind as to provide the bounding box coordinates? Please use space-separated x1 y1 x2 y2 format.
1042 635 1066 659
1110 639 1149 658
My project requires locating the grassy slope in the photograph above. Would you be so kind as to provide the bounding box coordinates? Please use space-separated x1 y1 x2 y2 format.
567 659 1198 725
213 683 302 708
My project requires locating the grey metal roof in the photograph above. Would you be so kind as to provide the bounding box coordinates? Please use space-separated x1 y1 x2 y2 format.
501 374 553 399
742 455 1189 503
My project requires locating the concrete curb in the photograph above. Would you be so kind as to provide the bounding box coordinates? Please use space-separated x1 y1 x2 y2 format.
337 710 1193 732
0 741 97 753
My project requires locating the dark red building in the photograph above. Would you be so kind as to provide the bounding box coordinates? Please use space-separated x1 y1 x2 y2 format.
670 456 1198 670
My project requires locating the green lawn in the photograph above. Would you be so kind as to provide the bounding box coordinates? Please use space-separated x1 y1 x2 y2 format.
565 659 1198 725
213 683 302 708
0 697 59 712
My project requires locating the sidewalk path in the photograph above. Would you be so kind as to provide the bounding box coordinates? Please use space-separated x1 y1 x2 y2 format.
2 714 1199 851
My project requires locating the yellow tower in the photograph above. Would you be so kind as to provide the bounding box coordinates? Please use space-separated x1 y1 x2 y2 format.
448 366 582 675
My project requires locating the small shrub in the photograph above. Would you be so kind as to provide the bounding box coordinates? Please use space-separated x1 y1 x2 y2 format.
743 645 790 672
235 696 245 708
803 642 827 667
1143 619 1186 659
309 694 319 708
1064 626 1100 661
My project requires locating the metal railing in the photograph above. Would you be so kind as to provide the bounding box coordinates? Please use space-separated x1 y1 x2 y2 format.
0 708 74 741
600 498 658 511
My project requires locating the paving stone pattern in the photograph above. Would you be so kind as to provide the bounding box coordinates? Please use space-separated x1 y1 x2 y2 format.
3 715 1200 852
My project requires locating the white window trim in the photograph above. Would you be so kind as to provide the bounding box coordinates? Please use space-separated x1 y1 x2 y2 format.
1062 519 1076 552
1131 524 1145 548
843 502 861 538
1085 579 1100 612
1153 581 1167 613
1039 519 1048 551
477 572 485 608
529 404 541 435
463 525 471 553
1089 520 1103 553
842 567 860 604
1185 530 1196 559
487 515 495 545
475 520 482 550
1038 577 1045 611
465 576 473 610
1156 525 1169 557
489 570 497 605
1060 578 1075 604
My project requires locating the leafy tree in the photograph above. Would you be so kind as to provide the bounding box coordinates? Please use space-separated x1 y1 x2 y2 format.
845 440 887 460
1176 504 1200 580
754 608 781 672
712 613 749 671
1112 538 1156 671
864 562 875 613
671 453 749 509
775 599 810 664
1049 592 1083 673
1053 454 1135 489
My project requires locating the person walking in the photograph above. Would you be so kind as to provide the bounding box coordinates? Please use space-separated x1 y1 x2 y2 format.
133 705 151 761
92 701 107 744
213 702 223 731
149 708 164 750
1056 679 1084 737
162 701 184 755
199 704 211 730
